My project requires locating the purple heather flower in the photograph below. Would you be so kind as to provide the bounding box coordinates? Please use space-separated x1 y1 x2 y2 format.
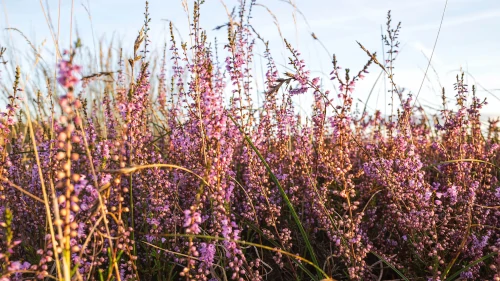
57 59 81 88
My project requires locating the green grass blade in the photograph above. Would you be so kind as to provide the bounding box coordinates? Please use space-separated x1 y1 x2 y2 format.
151 233 330 279
444 252 496 281
370 251 410 281
228 114 321 277
235 214 318 281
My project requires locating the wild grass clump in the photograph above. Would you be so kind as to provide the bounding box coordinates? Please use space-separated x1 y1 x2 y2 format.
0 1 499 280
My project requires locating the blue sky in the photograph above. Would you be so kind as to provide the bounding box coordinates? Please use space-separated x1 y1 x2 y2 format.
1 0 499 117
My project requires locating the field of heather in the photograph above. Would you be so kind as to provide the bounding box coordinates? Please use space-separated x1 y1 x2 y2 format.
0 1 499 280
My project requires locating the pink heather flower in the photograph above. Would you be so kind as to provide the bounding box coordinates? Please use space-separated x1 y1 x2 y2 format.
8 261 22 271
77 222 86 238
57 60 81 89
447 185 458 205
6 116 15 126
199 243 216 266
424 191 432 201
221 219 231 237
460 271 473 279
117 103 126 112
183 210 202 234
311 77 320 86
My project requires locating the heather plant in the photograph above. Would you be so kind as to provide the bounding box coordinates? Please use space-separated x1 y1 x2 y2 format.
0 1 499 281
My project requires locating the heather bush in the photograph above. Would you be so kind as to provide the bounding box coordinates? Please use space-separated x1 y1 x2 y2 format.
0 1 499 281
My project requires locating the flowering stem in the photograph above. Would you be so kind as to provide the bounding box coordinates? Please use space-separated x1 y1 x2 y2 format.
148 233 331 280
227 113 322 277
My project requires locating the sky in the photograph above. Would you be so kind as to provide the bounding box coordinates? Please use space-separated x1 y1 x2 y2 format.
1 0 499 118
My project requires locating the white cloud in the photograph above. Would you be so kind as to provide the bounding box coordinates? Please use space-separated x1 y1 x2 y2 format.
408 10 500 32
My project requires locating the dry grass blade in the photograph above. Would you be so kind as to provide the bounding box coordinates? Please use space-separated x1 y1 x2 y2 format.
0 46 8 64
82 71 115 82
0 177 44 203
104 164 210 186
424 158 500 171
153 233 334 280
253 3 284 41
5 28 43 61
134 26 145 54
413 0 448 108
